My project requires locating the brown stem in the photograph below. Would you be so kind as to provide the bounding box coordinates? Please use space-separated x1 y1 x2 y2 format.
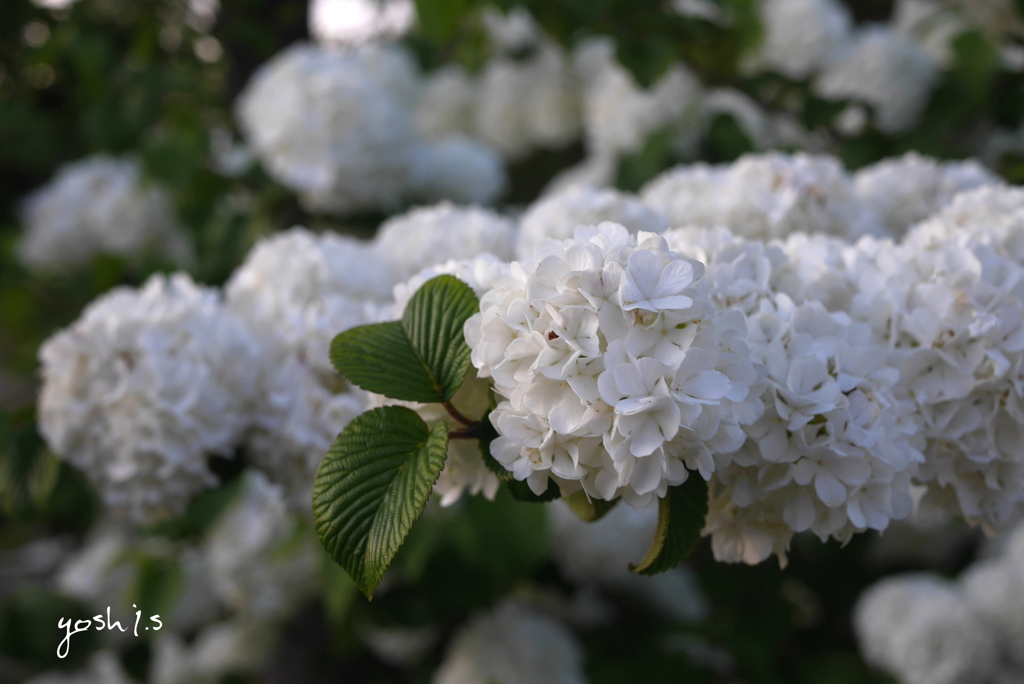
443 401 473 426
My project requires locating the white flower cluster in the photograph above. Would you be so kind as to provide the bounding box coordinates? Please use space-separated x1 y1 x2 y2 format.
432 600 587 684
853 152 1002 237
37 274 260 523
225 228 389 511
516 184 669 261
641 152 884 241
18 155 191 273
467 223 763 510
236 43 421 214
855 522 1024 684
665 227 923 565
744 0 852 80
204 471 321 621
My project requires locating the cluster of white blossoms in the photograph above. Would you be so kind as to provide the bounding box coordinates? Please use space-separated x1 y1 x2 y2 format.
516 184 670 261
18 155 191 273
225 228 389 511
433 600 587 684
852 152 1003 236
235 43 421 214
466 223 763 510
664 227 924 564
37 274 260 523
855 522 1024 684
641 152 884 241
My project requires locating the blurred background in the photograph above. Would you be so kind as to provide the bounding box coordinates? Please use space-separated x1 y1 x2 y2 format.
2 0 1024 682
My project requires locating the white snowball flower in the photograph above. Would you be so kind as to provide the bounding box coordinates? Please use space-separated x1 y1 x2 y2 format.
904 185 1024 264
854 574 1001 684
373 202 516 282
407 136 508 206
745 0 852 80
642 153 883 240
204 471 321 622
416 64 477 141
894 0 969 66
433 600 587 684
849 234 1024 531
961 558 1024 668
854 152 1002 237
38 274 260 524
578 37 702 159
474 42 582 160
308 0 415 46
225 228 385 512
467 223 763 511
516 184 669 261
814 26 939 133
18 155 191 273
377 256 510 507
235 42 419 214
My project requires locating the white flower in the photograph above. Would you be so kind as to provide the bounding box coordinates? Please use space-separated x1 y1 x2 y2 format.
474 41 582 159
235 42 419 214
373 202 516 282
308 0 415 46
854 152 1002 237
38 274 260 523
467 223 762 510
814 26 939 133
904 184 1024 264
433 600 587 684
18 155 191 273
517 185 668 261
641 152 884 241
744 0 852 80
854 574 1001 684
407 136 508 206
204 471 321 621
577 36 702 159
225 228 385 512
416 64 477 141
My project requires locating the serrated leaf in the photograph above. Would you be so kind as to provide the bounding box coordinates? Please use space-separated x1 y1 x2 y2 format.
313 406 449 599
630 474 708 575
563 490 619 522
330 275 479 403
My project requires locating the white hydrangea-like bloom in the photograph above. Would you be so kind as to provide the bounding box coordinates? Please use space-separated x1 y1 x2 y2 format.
961 558 1024 669
641 153 883 241
578 38 702 159
379 256 510 507
854 574 1001 684
894 0 969 66
226 228 385 511
548 501 710 623
226 227 391 375
516 185 670 261
373 202 516 282
904 185 1024 264
416 64 477 141
308 0 415 46
854 152 1002 237
474 42 582 159
481 5 540 54
814 26 939 133
467 223 763 510
205 471 321 621
433 600 587 684
407 136 508 206
848 234 1024 531
745 0 852 80
38 274 260 524
236 43 419 214
704 295 922 564
18 155 191 273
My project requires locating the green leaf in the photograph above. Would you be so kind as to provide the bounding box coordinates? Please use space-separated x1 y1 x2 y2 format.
630 474 708 575
563 490 619 522
330 275 479 403
313 406 449 599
